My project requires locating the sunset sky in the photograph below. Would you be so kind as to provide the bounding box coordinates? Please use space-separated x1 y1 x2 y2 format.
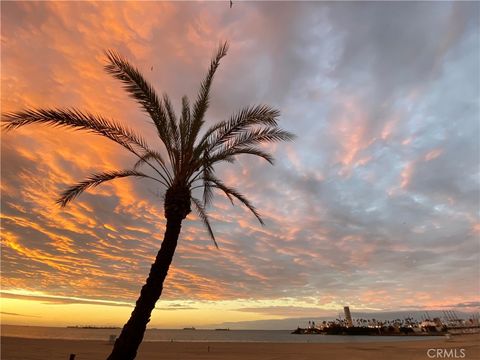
1 1 479 328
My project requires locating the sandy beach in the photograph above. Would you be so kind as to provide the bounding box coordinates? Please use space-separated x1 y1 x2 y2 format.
2 334 479 360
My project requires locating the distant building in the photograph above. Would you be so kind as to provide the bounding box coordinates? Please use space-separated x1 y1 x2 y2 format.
433 318 443 327
344 306 353 327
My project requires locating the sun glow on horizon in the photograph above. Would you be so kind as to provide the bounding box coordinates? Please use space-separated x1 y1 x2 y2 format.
1 290 341 328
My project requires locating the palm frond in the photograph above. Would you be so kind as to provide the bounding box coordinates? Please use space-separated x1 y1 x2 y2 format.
162 93 181 173
204 175 264 225
191 197 218 249
104 50 174 155
187 145 274 186
2 108 175 186
2 108 148 154
133 150 166 170
202 150 214 206
201 105 281 151
162 94 180 149
208 146 276 166
219 127 295 152
179 95 191 169
179 96 191 146
187 42 229 154
57 170 156 207
132 150 172 184
196 121 224 149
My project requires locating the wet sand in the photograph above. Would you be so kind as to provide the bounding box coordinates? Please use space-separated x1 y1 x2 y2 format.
2 334 479 360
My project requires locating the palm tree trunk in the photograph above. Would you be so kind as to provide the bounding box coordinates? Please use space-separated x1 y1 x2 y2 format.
106 215 183 360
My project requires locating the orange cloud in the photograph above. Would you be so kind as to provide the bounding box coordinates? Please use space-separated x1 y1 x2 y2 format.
330 95 372 177
400 161 415 189
424 148 443 161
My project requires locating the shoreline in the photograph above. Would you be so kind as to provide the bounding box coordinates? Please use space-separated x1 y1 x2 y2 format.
2 334 479 360
0 333 449 343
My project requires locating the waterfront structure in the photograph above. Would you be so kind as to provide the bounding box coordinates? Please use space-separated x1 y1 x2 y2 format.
292 307 480 336
344 306 353 327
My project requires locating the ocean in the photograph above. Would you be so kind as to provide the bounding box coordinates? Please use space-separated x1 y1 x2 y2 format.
1 325 436 343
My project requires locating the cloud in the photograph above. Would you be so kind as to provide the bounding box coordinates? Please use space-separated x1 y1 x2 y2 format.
235 306 336 317
450 301 480 310
0 311 41 318
156 304 198 311
1 1 478 323
0 290 133 307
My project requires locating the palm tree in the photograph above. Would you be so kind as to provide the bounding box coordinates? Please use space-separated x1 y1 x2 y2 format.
2 42 294 359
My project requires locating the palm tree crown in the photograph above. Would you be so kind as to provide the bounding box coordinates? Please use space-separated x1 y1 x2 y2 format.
3 41 294 360
3 42 294 248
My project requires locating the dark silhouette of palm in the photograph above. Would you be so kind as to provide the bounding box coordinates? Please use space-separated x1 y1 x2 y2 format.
2 42 294 360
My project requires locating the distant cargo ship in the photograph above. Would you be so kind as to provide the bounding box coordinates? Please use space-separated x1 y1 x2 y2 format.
183 327 196 330
215 328 230 331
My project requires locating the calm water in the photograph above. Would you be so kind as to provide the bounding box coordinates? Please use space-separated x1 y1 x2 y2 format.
1 325 436 343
